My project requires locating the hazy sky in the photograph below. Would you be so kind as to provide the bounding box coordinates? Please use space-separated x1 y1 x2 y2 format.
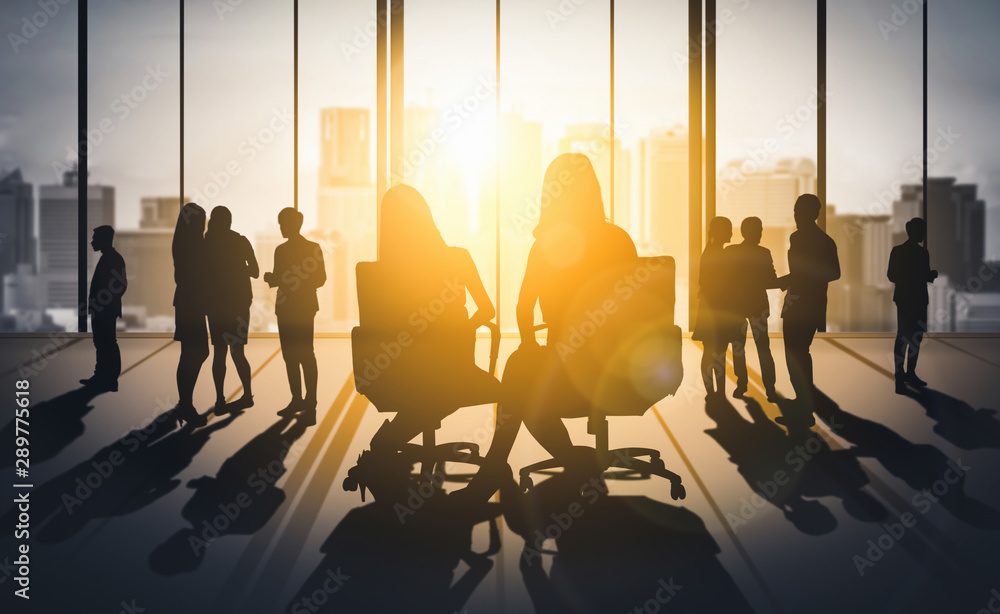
1 0 997 255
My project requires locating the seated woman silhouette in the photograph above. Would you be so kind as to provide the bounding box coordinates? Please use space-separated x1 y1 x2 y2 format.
364 184 501 454
464 153 638 499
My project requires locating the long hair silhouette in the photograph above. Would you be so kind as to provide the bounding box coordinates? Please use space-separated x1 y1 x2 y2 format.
533 152 606 240
378 185 449 263
173 203 206 263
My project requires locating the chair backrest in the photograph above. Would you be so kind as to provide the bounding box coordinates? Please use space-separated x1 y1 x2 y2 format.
552 256 683 416
353 261 475 403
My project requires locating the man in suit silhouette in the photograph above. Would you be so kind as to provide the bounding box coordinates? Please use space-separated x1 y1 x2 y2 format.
81 225 127 392
725 217 779 402
265 208 326 422
777 195 840 425
887 217 937 394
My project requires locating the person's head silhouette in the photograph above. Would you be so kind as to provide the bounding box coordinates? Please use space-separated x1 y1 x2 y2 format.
534 153 606 240
793 194 822 230
278 207 303 239
174 203 206 248
707 216 733 246
91 225 114 253
208 205 232 235
740 216 763 246
378 184 447 262
905 217 926 243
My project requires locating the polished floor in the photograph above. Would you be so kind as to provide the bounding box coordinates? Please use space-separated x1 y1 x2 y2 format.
1 335 999 613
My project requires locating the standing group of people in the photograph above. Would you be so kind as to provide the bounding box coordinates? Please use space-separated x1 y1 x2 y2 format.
694 194 841 426
169 203 326 427
78 156 938 453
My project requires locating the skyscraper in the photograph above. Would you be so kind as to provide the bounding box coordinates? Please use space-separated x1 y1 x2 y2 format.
559 123 631 230
639 126 687 255
319 108 371 188
827 208 893 331
139 197 184 229
38 168 114 309
0 169 34 310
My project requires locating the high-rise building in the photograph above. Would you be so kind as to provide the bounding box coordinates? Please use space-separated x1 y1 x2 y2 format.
139 197 185 229
718 157 816 230
559 123 631 230
319 108 371 188
0 169 35 310
115 229 173 328
893 178 986 289
827 208 893 331
38 168 114 309
639 126 687 255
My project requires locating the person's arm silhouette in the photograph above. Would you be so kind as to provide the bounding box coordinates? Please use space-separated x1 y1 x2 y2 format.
309 243 327 290
461 250 494 329
516 248 543 347
242 236 259 280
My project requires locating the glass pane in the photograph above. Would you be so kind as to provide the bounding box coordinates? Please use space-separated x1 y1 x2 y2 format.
89 0 180 332
717 0 817 333
403 0 498 325
928 1 1000 332
184 0 294 334
500 0 611 331
1 2 79 332
827 0 922 332
300 0 377 331
615 0 689 328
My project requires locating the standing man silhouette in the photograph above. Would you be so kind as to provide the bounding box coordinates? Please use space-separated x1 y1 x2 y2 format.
726 217 779 402
776 195 839 426
205 206 258 414
887 217 937 394
265 208 326 423
81 225 127 392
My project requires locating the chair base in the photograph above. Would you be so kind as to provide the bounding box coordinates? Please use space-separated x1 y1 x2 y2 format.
343 439 486 502
518 445 686 501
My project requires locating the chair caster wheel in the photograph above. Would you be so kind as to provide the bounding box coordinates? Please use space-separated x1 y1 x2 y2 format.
343 476 358 492
670 482 686 500
519 475 534 492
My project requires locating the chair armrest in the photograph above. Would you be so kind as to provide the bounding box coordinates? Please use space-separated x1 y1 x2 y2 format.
477 321 501 376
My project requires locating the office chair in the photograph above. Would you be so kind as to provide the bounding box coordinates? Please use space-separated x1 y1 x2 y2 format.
343 261 501 502
516 256 687 501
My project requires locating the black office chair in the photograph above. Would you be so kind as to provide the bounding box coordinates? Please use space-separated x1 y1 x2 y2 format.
516 256 687 501
343 261 501 502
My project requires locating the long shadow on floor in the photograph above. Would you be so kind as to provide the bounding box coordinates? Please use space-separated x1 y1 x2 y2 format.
906 387 1000 451
150 415 311 575
0 407 240 544
510 467 753 614
0 386 103 469
813 390 1000 529
284 486 503 613
705 395 887 535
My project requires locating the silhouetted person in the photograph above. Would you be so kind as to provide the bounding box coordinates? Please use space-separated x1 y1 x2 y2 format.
265 207 326 423
81 225 126 392
693 216 736 399
363 185 500 455
888 217 937 394
776 194 839 426
204 206 258 413
465 154 637 500
172 203 210 428
725 216 779 401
